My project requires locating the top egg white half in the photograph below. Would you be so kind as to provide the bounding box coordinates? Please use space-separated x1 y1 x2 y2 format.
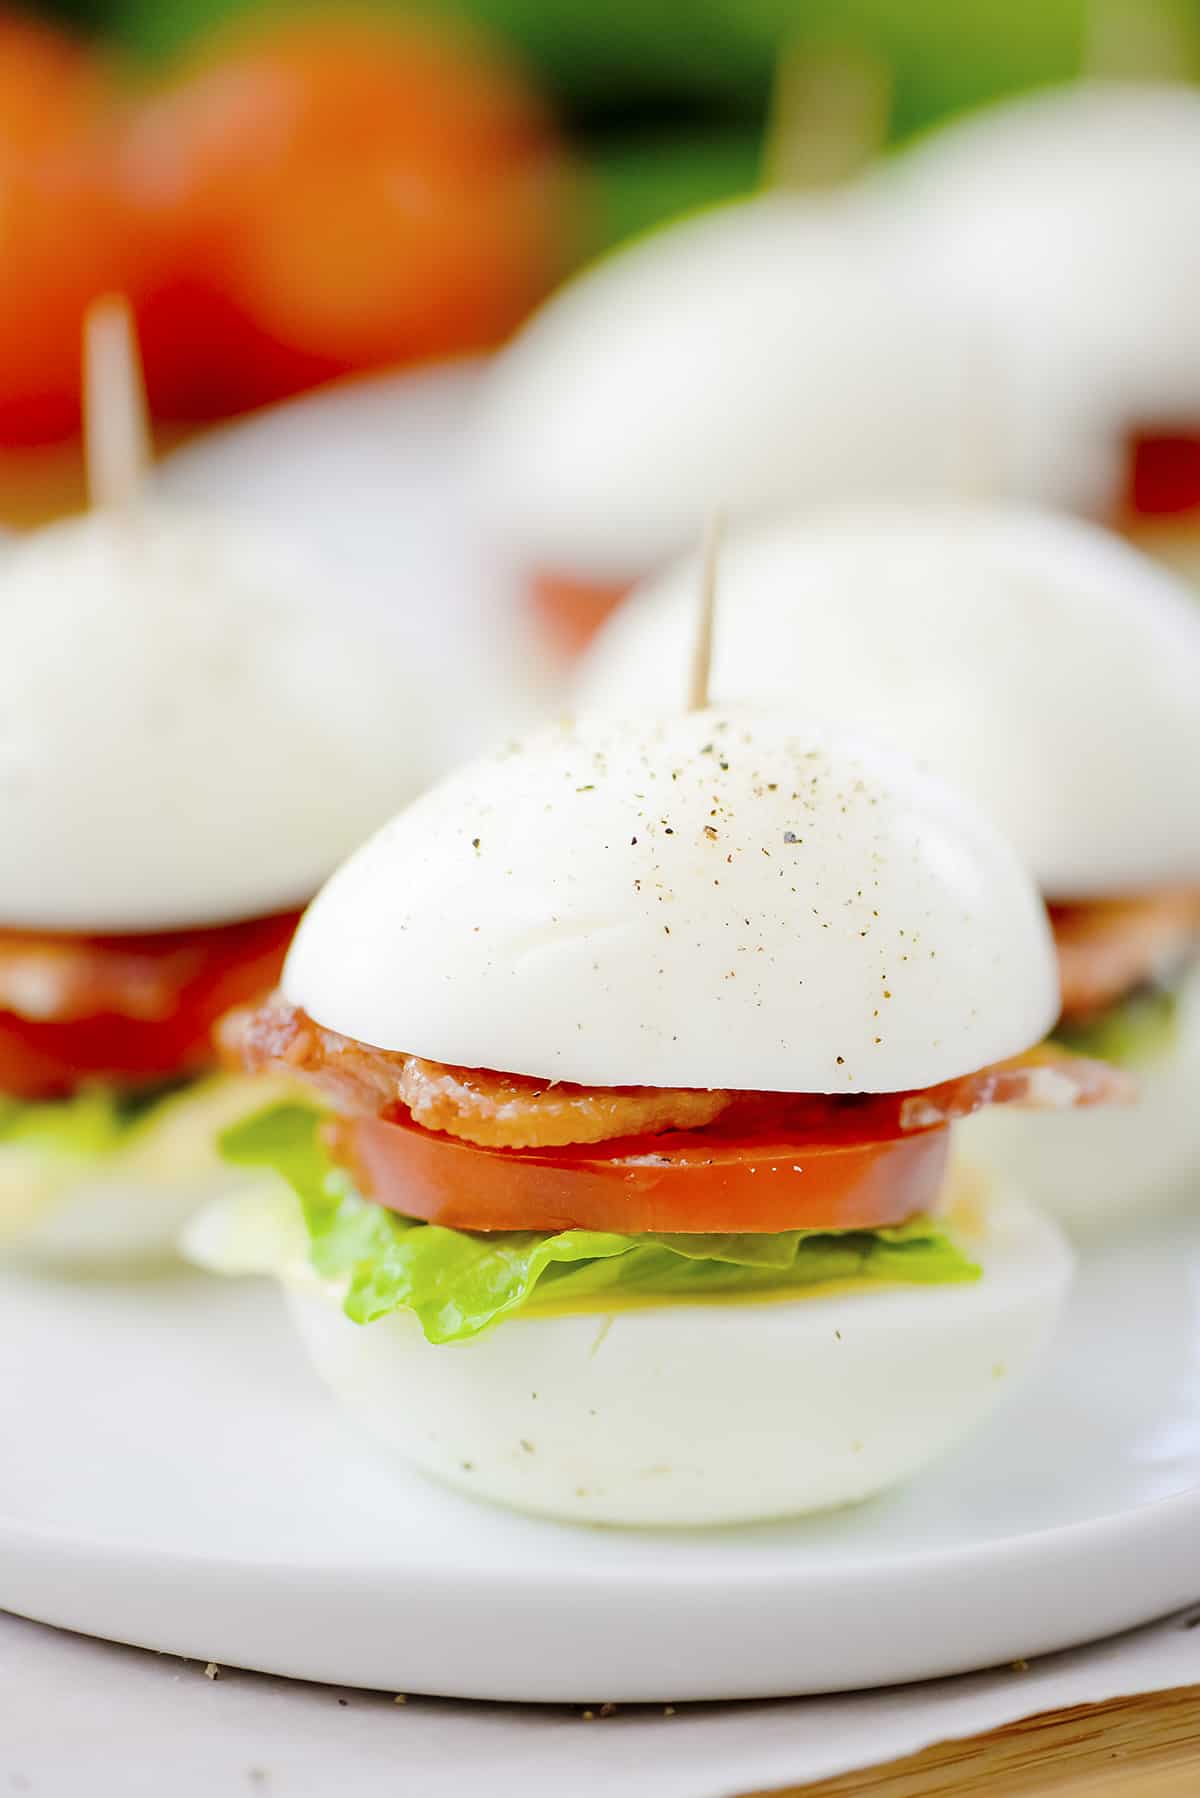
283 707 1058 1093
158 361 552 777
1 365 547 936
0 505 440 932
468 190 979 583
472 84 1200 580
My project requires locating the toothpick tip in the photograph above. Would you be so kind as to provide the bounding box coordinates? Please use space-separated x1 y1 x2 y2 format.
84 292 151 512
687 512 724 713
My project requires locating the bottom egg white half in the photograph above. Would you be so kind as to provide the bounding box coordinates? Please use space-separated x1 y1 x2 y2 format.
963 966 1200 1234
0 1078 291 1273
268 1182 1073 1528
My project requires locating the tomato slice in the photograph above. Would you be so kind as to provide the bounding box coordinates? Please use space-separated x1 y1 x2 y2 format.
1126 430 1200 519
0 911 300 1099
329 1105 951 1235
529 571 632 657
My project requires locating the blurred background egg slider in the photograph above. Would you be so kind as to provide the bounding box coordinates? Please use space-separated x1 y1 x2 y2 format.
467 52 979 654
188 666 1132 1523
0 299 534 1269
578 504 1200 1225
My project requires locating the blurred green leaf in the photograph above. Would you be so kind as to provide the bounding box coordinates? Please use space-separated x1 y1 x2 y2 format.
96 0 1119 130
589 129 760 248
69 0 1200 140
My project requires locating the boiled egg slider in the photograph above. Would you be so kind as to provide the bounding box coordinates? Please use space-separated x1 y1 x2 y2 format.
189 569 1120 1523
469 158 973 653
0 300 452 1267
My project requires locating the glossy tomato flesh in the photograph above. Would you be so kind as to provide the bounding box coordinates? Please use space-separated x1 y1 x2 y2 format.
330 1103 951 1235
0 911 300 1099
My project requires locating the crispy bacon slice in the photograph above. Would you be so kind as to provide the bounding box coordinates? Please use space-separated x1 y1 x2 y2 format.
0 933 214 1024
235 995 1131 1153
1050 890 1200 1022
0 914 300 1099
898 1045 1135 1132
225 995 394 1110
228 996 732 1146
0 918 300 1026
394 1057 729 1148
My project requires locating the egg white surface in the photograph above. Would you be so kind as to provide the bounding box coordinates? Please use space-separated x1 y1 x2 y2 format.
886 82 1200 511
470 191 974 582
0 505 449 931
280 1184 1072 1527
158 361 551 777
283 709 1058 1092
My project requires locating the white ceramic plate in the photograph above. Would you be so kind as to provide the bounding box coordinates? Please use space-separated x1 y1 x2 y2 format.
2 1211 1199 1703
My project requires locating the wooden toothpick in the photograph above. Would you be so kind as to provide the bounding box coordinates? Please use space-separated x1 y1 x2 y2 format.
84 294 151 511
762 40 891 192
1083 0 1198 82
688 512 723 712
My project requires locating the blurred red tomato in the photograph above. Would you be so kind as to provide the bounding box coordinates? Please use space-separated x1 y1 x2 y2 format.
0 17 138 446
529 570 631 658
120 11 575 419
1127 430 1200 520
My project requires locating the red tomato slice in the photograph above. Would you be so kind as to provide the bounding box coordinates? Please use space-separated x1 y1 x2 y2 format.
329 1106 951 1235
0 911 300 1099
1126 430 1200 518
529 571 632 657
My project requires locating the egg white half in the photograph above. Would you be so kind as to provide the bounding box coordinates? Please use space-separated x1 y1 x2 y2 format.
284 710 1058 1093
278 1181 1072 1527
886 82 1200 513
470 191 973 581
0 506 448 931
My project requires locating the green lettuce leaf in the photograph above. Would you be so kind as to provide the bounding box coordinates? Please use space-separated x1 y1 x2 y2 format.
221 1104 981 1346
1052 982 1180 1069
0 1075 290 1203
0 1083 183 1162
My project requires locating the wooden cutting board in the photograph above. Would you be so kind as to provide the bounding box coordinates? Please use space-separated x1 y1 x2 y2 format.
743 1685 1200 1796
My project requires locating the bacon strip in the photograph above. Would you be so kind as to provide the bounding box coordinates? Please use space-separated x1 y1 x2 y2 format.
235 995 1131 1153
898 1046 1135 1132
0 934 201 1023
394 1057 729 1148
228 996 731 1146
1050 890 1200 1022
0 917 301 1026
